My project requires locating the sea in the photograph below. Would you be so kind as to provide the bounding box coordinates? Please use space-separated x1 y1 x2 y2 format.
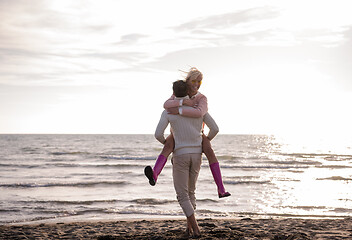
1 134 352 225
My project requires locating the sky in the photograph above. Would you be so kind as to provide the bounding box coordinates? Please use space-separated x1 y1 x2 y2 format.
1 0 352 136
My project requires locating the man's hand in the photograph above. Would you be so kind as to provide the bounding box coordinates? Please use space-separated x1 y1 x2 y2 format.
167 107 179 115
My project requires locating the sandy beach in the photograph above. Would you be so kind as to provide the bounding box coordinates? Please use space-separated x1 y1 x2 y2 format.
1 217 351 240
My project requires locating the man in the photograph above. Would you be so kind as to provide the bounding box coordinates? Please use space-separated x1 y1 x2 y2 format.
145 67 230 198
147 80 219 237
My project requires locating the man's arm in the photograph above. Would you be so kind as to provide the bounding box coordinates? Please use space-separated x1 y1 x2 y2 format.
203 113 219 141
154 111 170 144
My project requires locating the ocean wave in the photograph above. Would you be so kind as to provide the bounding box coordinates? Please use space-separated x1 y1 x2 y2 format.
50 151 91 156
17 198 215 207
100 156 156 161
60 163 127 168
0 181 126 188
21 147 40 154
0 208 182 224
289 206 327 210
217 155 241 160
197 198 219 203
331 208 352 213
316 176 352 181
221 165 309 169
281 153 352 159
263 160 322 166
34 208 105 215
316 165 352 169
0 209 21 212
1 215 60 224
324 155 352 161
128 198 219 205
93 163 148 168
17 199 119 205
339 198 352 202
111 209 183 216
46 162 146 168
276 178 300 182
224 180 271 185
130 198 177 205
0 162 150 169
0 163 35 168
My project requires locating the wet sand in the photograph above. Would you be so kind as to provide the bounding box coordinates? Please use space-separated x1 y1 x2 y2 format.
1 217 352 240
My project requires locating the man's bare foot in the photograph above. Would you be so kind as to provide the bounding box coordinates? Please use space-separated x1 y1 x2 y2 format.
185 227 192 237
187 214 201 238
192 232 201 238
186 218 193 237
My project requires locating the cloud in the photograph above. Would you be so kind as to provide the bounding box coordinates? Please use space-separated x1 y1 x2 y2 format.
173 7 280 32
80 51 148 62
167 4 350 50
0 1 64 31
0 47 49 59
139 39 352 94
0 1 150 87
0 0 113 49
140 44 292 73
115 33 149 45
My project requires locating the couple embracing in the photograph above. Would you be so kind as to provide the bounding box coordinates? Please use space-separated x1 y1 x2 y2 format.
144 67 230 237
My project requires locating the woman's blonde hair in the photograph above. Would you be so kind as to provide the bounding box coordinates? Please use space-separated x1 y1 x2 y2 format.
182 67 203 82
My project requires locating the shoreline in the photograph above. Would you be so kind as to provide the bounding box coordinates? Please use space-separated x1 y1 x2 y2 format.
1 217 351 239
2 212 350 226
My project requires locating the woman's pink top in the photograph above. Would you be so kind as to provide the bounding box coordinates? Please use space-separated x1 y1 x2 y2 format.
163 92 208 118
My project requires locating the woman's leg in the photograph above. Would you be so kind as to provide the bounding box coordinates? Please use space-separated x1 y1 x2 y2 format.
202 135 231 198
160 133 174 157
145 134 174 186
202 134 218 164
